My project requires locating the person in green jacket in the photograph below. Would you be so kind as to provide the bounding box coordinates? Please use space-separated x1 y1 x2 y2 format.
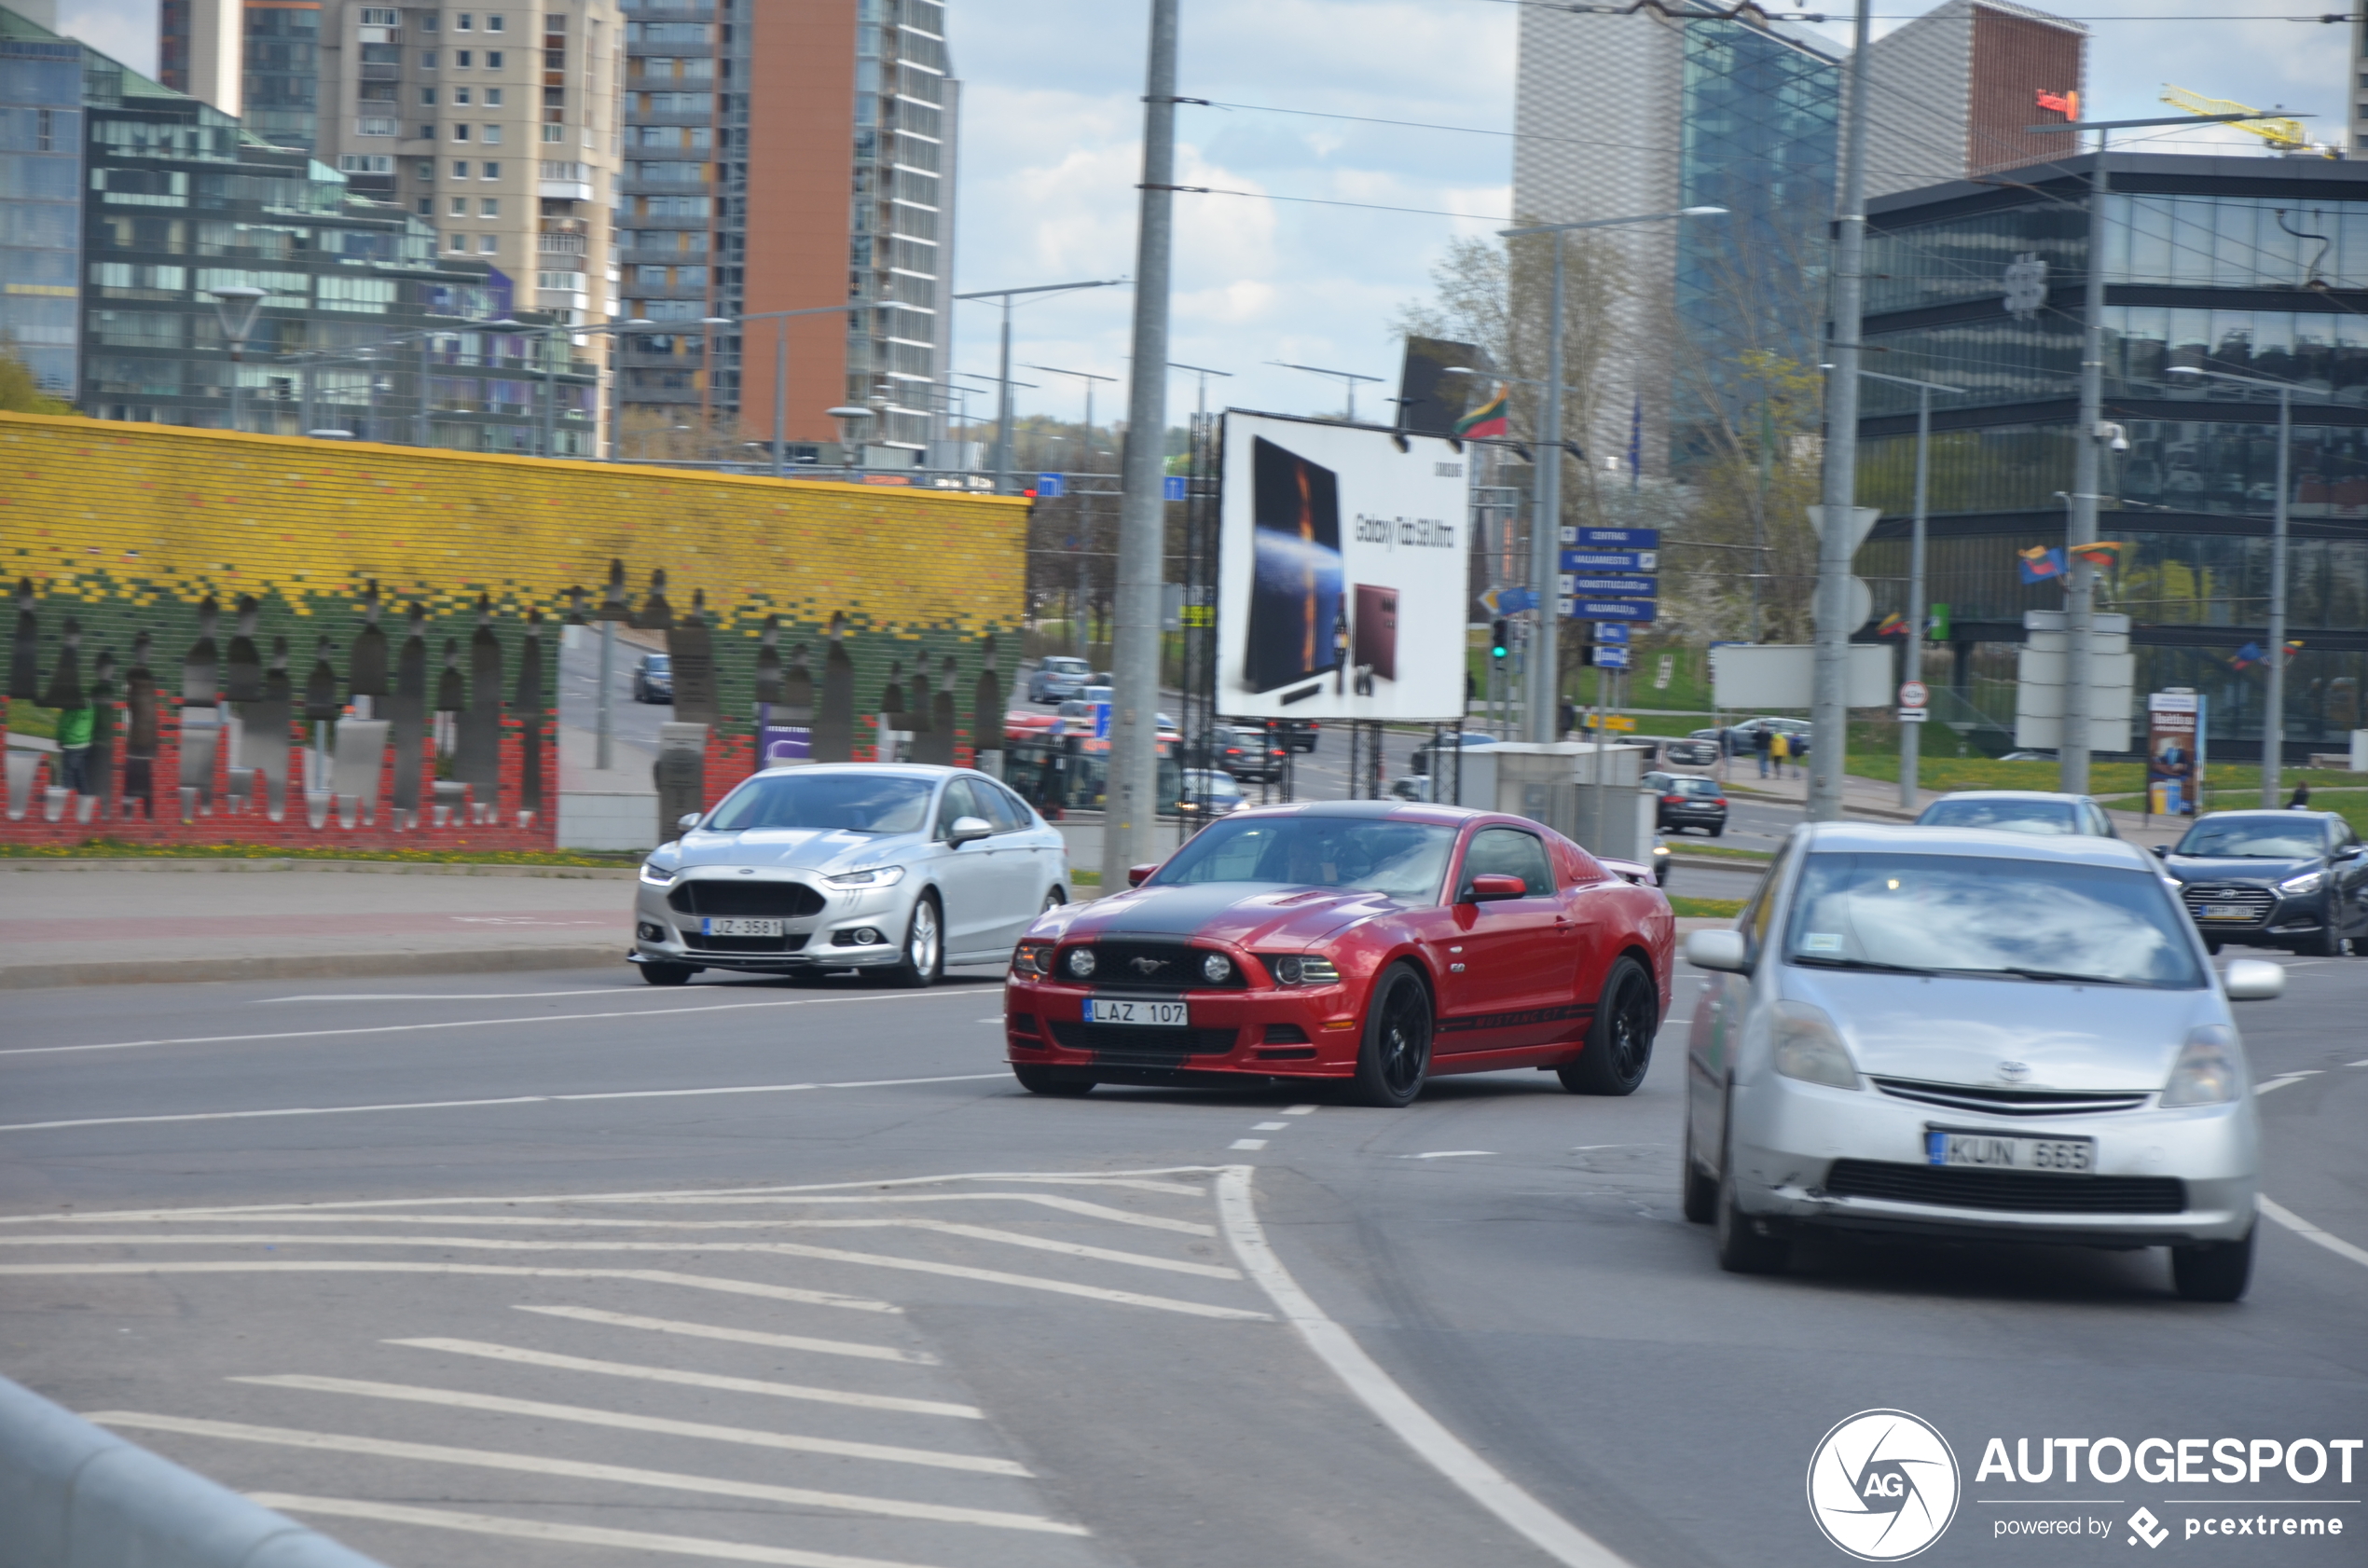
55 703 95 794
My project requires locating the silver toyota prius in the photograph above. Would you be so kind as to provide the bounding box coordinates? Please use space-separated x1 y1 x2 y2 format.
631 764 1071 988
1680 822 2285 1301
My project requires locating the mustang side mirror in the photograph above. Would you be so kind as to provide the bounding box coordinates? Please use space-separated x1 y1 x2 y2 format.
946 814 993 846
677 812 705 832
1684 929 1751 973
2222 958 2285 1002
1126 862 1159 887
1465 873 1527 902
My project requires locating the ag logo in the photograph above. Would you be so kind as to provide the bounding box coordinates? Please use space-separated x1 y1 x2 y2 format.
1807 1409 1961 1561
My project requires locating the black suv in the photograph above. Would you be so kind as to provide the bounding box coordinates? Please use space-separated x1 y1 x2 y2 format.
2155 810 2368 956
1643 771 1728 836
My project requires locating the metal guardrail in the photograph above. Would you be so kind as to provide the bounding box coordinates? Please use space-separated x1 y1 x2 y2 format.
0 1375 388 1568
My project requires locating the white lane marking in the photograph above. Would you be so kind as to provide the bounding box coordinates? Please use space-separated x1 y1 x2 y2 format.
976 1016 1003 1023
1215 1165 1634 1568
252 1493 968 1565
263 988 683 1002
100 1417 1080 1536
0 1261 897 1311
0 1167 1227 1226
230 1375 1025 1475
0 1073 1008 1135
390 1338 981 1418
14 1193 1216 1237
1282 1105 1318 1115
0 987 984 1058
2260 1196 2368 1271
515 1304 931 1362
1230 1139 1268 1150
2255 1071 2322 1096
1396 1150 1495 1161
1252 1122 1289 1131
2352 1058 2368 1067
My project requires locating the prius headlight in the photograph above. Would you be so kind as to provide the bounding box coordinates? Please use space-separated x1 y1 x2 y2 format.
1769 1000 1860 1090
826 865 906 888
2277 869 2326 896
2161 1024 2241 1107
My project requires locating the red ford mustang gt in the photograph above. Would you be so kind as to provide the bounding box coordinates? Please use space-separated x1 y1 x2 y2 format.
1003 801 1675 1106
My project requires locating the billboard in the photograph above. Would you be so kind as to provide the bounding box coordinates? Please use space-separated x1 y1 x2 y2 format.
1216 411 1467 722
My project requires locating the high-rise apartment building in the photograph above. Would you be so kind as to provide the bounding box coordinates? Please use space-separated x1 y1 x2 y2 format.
1860 0 2086 199
615 0 957 463
160 0 322 150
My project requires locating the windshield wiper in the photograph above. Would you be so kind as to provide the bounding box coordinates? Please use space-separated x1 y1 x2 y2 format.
1937 965 2141 987
1789 954 1935 976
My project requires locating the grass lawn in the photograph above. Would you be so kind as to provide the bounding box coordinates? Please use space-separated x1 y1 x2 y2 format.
1667 895 1745 918
1669 842 1773 861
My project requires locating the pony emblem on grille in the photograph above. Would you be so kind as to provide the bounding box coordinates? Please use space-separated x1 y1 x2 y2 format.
1130 956 1170 976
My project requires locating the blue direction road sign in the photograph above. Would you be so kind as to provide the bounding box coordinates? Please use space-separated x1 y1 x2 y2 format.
1561 598 1659 622
1037 473 1066 497
1592 645 1631 668
1576 528 1659 548
1093 702 1111 739
1163 475 1188 502
1563 574 1658 598
1495 587 1539 614
1561 549 1657 572
1594 622 1631 643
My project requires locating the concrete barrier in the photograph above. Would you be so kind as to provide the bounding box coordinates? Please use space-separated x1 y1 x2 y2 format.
0 1375 387 1568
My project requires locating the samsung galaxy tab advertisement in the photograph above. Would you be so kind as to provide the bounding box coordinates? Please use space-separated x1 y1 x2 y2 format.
1216 411 1467 722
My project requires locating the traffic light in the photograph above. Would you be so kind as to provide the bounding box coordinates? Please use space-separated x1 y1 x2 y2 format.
1490 619 1509 664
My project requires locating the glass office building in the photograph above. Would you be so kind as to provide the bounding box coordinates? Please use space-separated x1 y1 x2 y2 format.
1856 152 2368 761
0 20 82 398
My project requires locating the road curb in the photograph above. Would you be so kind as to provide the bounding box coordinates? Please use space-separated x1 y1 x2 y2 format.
0 944 624 991
0 859 637 879
1666 855 1769 874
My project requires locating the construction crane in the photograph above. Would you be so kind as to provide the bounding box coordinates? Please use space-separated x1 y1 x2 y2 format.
2159 85 2332 157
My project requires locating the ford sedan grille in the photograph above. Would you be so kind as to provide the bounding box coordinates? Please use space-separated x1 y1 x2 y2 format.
668 880 827 918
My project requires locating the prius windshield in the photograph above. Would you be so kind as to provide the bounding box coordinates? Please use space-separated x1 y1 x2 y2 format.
1152 817 1454 902
707 772 936 834
1784 852 2203 988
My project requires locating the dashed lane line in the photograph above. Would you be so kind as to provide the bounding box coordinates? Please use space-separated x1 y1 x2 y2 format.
1230 1139 1268 1150
227 1376 1027 1475
2255 1071 2322 1096
1216 1165 1635 1568
389 1339 983 1418
2260 1196 2368 1272
0 1261 898 1311
0 1073 1008 1134
251 1494 960 1566
515 1304 934 1363
85 1415 1081 1536
1281 1105 1318 1115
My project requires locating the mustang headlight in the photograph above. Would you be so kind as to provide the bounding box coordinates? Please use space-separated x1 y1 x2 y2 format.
2161 1024 2242 1107
1769 1000 1860 1090
826 864 907 888
1013 941 1054 978
1267 955 1341 986
2276 869 2326 896
639 861 677 886
1065 947 1096 979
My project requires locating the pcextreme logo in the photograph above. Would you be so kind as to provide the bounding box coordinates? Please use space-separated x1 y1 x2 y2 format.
1808 1409 1963 1561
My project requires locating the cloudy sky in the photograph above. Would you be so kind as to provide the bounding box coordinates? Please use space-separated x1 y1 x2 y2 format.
49 0 2353 432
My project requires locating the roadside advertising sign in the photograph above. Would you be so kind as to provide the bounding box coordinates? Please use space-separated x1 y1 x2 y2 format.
2147 690 2200 816
1215 410 1469 721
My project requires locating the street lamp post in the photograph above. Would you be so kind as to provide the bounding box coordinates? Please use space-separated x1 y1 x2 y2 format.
1168 362 1232 424
1023 364 1120 469
208 284 267 433
1858 368 1963 810
1497 208 1725 744
1268 361 1383 422
953 280 1124 494
2168 364 2306 805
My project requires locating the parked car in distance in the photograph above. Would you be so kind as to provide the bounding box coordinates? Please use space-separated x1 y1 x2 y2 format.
1916 791 2117 838
1176 768 1245 819
1660 737 1721 768
1278 720 1321 753
1644 771 1728 836
1205 722 1289 782
1027 656 1093 704
632 653 673 704
2155 809 2368 956
1682 821 2280 1300
1708 717 1812 755
1409 731 1501 778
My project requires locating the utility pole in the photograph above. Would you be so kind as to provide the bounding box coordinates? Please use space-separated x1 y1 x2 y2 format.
1810 0 1874 824
1859 369 1962 810
1106 0 1178 891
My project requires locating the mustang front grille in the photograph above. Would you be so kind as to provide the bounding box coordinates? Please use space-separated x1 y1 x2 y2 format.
1062 940 1249 990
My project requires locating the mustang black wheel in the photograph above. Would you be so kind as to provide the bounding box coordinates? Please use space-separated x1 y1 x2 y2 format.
1559 956 1658 1095
1350 963 1432 1108
638 961 695 986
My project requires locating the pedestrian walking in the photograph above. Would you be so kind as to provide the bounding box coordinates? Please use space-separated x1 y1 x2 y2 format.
1769 729 1791 778
2287 780 2311 809
1753 726 1772 778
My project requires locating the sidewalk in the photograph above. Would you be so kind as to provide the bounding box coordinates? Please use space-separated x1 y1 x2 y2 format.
1717 766 2189 848
0 861 633 988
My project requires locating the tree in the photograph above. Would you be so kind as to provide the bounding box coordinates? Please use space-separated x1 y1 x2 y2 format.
0 337 75 416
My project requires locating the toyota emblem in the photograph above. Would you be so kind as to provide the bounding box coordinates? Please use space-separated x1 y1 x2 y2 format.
1995 1061 2032 1083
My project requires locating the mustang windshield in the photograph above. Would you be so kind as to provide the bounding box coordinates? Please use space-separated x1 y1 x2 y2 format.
1153 818 1455 902
707 773 935 834
1784 852 2203 988
2175 818 2328 859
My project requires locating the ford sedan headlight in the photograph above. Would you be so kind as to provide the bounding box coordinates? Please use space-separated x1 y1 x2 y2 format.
2161 1025 2241 1107
2277 869 2326 896
639 862 677 886
826 865 907 888
1770 1000 1860 1090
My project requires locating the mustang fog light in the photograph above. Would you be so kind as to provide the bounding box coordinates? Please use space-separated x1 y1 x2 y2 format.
2161 1024 2241 1107
1202 953 1233 984
1770 1000 1861 1090
1066 947 1096 979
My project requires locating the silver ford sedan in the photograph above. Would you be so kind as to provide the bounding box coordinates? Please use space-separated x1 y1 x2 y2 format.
1680 822 2284 1301
631 764 1071 988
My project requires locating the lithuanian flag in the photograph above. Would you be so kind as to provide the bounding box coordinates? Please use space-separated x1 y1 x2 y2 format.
1454 383 1509 440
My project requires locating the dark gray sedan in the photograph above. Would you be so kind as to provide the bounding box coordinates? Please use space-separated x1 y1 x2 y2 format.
2155 809 2368 956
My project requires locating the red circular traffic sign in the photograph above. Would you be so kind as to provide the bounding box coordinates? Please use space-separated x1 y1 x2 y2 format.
1899 681 1930 708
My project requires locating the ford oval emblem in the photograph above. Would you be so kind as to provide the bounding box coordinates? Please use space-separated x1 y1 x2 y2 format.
1996 1060 2032 1083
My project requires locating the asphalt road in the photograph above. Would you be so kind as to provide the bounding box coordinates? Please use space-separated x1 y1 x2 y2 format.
4 945 2361 1568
